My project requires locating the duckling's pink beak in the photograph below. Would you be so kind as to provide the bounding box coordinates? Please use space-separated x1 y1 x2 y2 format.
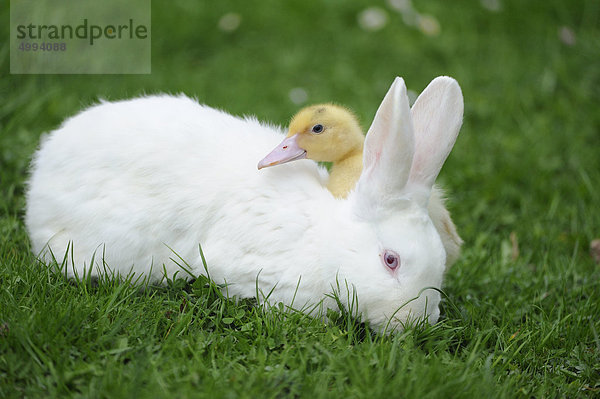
257 134 307 170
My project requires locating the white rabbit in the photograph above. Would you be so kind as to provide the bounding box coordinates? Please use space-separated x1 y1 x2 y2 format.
25 76 464 332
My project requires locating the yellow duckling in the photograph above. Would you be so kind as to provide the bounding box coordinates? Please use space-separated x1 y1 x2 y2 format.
258 103 463 266
257 104 363 198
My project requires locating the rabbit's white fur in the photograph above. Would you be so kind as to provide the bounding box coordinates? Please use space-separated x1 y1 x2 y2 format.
26 77 463 332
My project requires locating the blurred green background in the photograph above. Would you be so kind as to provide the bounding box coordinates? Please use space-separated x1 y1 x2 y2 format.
1 0 599 396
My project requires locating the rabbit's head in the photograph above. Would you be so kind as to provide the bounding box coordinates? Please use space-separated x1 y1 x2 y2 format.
334 76 463 332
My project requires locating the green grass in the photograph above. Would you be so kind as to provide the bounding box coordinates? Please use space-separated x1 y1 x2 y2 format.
1 0 600 397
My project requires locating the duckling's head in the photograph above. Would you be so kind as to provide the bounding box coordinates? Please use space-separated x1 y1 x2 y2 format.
258 104 363 169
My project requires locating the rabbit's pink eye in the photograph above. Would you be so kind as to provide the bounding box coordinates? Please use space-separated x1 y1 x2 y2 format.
382 250 400 270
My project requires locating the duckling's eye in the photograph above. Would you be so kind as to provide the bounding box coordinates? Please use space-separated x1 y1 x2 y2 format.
382 250 400 270
311 124 324 134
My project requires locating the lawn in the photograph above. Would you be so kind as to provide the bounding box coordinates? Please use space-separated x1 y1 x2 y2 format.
1 0 599 397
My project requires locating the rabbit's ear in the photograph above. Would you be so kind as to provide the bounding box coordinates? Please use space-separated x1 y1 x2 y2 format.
355 77 415 204
408 76 463 192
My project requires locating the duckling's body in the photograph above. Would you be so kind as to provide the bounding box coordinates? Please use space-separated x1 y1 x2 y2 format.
258 104 364 198
258 103 463 266
327 149 363 198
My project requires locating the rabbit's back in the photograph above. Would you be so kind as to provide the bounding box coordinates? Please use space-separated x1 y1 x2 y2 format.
26 95 331 283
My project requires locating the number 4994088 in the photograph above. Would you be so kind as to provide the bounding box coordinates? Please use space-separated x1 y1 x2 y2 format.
18 42 67 51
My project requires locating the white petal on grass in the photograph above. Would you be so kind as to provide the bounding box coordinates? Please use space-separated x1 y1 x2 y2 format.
218 13 242 32
590 239 600 264
480 0 502 12
558 26 576 46
540 68 557 95
387 0 412 12
289 88 308 105
401 9 419 27
417 14 441 36
357 7 388 32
